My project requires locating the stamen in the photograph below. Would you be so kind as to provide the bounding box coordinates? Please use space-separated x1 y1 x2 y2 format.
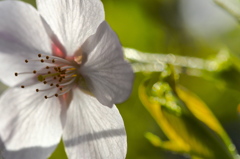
17 53 79 99
25 59 45 62
64 73 77 79
48 56 71 64
57 85 74 96
26 54 71 66
15 72 35 76
45 66 62 70
59 77 76 86
45 94 57 99
38 54 71 65
71 74 77 77
36 86 55 92
64 69 76 75
60 66 76 70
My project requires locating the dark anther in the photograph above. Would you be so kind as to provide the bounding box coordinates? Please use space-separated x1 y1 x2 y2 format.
46 66 49 69
41 59 44 63
25 60 28 63
21 85 25 88
15 73 18 76
33 70 37 74
52 59 55 63
46 56 49 59
38 54 41 57
59 88 63 91
48 71 51 74
50 83 54 86
36 89 39 92
56 84 59 87
44 96 48 99
55 94 58 97
43 81 47 84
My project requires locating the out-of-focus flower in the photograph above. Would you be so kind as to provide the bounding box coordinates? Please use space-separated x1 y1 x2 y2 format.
0 0 133 159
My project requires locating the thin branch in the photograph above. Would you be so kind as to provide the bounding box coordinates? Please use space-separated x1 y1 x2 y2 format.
213 0 240 22
124 48 228 73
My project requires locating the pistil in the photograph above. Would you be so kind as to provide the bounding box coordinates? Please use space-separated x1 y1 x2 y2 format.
38 73 61 82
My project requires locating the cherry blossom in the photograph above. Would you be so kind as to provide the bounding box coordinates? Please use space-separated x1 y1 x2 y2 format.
0 0 133 159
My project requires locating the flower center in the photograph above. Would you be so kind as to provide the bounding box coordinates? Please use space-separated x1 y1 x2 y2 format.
15 54 78 99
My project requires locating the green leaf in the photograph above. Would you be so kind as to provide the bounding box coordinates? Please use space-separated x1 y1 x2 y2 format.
145 132 188 154
139 78 238 159
139 78 190 152
176 86 232 144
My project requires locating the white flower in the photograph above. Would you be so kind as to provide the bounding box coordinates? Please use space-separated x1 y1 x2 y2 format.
0 0 134 159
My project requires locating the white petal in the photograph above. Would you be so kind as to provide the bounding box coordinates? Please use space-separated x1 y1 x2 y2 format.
0 1 52 86
63 88 127 159
80 21 134 107
36 0 105 56
0 86 65 159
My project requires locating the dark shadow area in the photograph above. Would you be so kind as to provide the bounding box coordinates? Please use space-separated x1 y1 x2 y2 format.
0 128 125 158
0 136 57 159
64 128 125 147
223 119 240 154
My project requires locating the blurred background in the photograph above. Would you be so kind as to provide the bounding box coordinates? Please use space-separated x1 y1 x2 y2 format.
2 0 240 158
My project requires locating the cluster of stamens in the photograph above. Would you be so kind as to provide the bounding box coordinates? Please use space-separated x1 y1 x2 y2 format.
15 54 78 99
